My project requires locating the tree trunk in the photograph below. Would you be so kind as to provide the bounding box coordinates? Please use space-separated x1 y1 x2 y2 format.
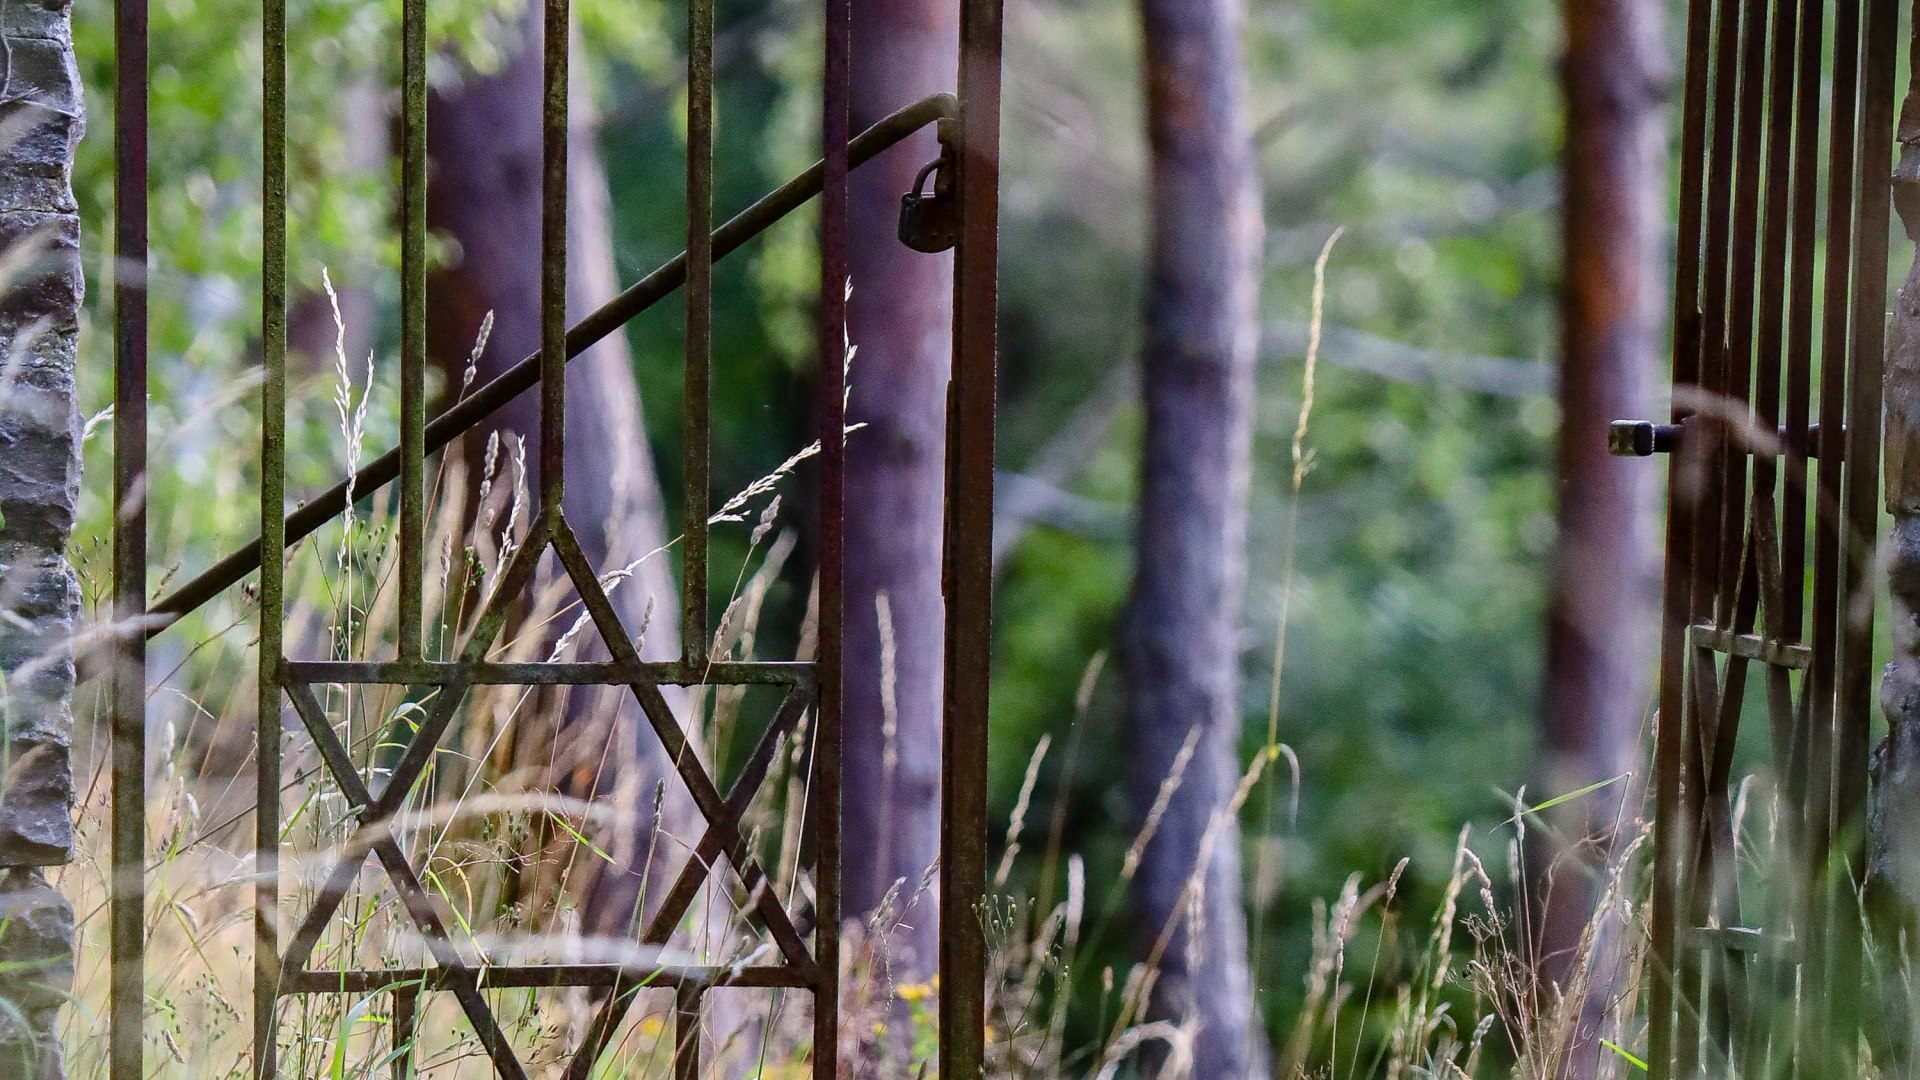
841 0 957 982
1870 17 1920 1060
1121 0 1267 1073
1533 0 1665 1071
426 0 682 939
0 1 83 1075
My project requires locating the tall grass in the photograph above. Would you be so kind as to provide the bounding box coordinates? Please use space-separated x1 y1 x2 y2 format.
42 279 1677 1079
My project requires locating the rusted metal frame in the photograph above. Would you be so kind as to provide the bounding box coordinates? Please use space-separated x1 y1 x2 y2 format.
109 0 150 1073
287 966 808 993
278 528 544 972
683 0 715 665
813 0 849 1069
283 659 811 686
1650 0 1720 1070
543 0 569 515
549 521 816 970
638 689 810 949
274 672 475 970
288 968 805 1000
561 689 812 1077
1675 0 1748 1066
133 95 955 636
256 0 287 1070
198 11 880 1076
399 0 428 659
940 0 1004 1075
278 684 532 1080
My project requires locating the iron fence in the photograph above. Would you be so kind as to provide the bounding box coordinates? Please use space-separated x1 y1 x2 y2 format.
103 0 1002 1075
1614 0 1898 1073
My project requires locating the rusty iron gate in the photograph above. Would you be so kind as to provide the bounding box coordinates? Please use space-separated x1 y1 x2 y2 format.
1611 0 1898 1074
103 0 1002 1075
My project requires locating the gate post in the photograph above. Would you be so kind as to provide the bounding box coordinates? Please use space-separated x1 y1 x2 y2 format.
0 1 85 1077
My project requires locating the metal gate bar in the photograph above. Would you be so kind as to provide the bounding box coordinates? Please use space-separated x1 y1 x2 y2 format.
1633 0 1900 1074
941 1 1002 1077
103 0 1001 1072
108 0 149 1077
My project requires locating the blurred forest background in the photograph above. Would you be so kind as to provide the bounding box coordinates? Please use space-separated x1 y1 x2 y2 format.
44 0 1677 1073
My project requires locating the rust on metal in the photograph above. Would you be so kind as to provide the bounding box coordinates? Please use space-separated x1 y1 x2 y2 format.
941 0 1004 1075
1624 0 1898 1073
109 0 150 1075
105 0 1000 1063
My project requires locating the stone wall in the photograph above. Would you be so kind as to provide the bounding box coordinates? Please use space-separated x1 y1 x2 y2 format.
0 1 84 1077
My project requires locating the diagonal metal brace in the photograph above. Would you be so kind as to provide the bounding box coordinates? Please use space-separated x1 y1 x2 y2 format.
115 93 959 648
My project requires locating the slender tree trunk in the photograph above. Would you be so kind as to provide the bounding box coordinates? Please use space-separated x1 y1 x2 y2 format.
426 1 682 939
1121 0 1267 1073
842 0 956 982
1533 0 1665 1072
0 2 83 1076
1870 16 1920 1062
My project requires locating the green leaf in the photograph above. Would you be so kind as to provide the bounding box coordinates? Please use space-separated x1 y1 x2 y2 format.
1502 773 1630 827
547 809 615 865
1601 1040 1648 1072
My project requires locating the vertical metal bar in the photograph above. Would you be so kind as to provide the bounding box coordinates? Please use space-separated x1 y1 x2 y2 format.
812 0 849 1069
1838 0 1894 884
1783 0 1825 644
398 0 428 659
1651 0 1717 1072
1809 0 1861 960
1715 0 1767 625
1802 0 1864 1064
673 986 703 1080
1781 20 1824 1069
1693 0 1742 632
1830 0 1896 1055
256 0 288 1071
110 0 150 1073
683 0 715 663
1747 0 1802 1063
941 0 1001 1076
391 984 418 1080
542 0 569 514
1703 0 1770 1056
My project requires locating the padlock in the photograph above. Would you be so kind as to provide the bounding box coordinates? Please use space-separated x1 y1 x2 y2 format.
898 159 958 253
